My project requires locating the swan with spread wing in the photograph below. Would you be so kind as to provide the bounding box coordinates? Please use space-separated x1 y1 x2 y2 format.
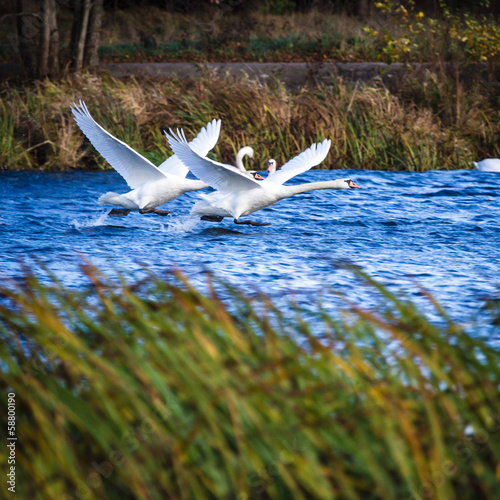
165 128 360 226
71 101 220 216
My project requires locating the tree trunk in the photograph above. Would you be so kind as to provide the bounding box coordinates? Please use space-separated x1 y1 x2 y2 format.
13 0 102 78
40 0 58 77
70 0 92 73
48 0 59 76
40 0 50 76
84 0 104 69
14 0 59 78
15 0 41 78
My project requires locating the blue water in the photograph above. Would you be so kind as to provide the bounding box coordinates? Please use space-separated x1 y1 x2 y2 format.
1 169 499 328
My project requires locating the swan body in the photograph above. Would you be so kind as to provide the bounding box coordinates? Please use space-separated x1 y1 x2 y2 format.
165 128 360 225
473 159 500 172
71 100 220 215
191 179 357 220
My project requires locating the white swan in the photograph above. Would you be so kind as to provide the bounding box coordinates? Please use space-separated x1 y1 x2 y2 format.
71 100 221 216
165 129 360 226
236 145 264 180
236 146 254 172
267 159 277 174
473 159 500 172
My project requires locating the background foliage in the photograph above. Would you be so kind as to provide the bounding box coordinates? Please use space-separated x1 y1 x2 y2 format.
1 69 499 172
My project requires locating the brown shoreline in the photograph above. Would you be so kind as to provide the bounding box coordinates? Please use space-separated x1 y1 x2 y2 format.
1 61 488 88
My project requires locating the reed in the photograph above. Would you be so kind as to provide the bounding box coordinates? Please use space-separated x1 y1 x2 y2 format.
0 68 498 172
0 263 498 499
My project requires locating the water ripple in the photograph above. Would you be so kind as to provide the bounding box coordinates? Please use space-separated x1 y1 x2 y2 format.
0 168 499 326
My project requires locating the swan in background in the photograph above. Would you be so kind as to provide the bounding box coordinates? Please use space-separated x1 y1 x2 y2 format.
236 146 254 172
473 159 500 172
236 145 264 180
165 129 360 226
71 100 221 216
267 159 277 174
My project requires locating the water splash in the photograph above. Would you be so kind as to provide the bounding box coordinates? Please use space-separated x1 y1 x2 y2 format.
72 210 109 228
157 216 200 233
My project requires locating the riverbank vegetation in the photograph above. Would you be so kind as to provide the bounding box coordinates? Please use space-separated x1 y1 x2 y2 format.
1 67 499 172
0 263 499 499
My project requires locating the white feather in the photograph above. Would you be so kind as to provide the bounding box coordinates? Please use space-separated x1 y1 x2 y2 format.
266 139 332 185
158 119 221 177
71 100 165 190
165 128 263 194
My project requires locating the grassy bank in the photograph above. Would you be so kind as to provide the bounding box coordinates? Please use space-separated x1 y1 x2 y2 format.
1 68 499 172
0 264 499 499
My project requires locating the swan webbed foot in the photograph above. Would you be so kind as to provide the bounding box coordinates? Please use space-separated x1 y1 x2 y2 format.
233 218 271 227
139 208 172 216
201 215 224 222
108 208 131 217
152 209 172 216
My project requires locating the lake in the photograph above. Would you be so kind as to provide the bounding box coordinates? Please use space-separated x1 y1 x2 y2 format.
1 168 499 330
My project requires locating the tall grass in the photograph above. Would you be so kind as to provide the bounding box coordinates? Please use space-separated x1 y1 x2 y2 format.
0 263 498 499
1 69 499 172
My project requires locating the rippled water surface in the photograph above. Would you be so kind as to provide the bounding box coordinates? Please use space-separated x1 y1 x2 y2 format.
1 169 499 325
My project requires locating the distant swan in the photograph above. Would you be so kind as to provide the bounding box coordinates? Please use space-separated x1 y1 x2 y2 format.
71 101 220 216
236 146 253 172
267 159 277 174
473 159 500 172
236 145 264 180
165 129 360 226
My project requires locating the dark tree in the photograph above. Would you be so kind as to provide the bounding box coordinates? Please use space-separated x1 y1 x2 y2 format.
8 0 103 79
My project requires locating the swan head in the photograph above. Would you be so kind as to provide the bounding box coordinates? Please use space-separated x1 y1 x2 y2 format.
238 146 254 159
267 159 277 173
249 170 264 180
344 179 361 189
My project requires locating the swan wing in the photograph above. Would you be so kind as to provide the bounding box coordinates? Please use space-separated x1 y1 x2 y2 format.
266 139 332 185
71 100 166 190
165 128 262 194
158 119 221 177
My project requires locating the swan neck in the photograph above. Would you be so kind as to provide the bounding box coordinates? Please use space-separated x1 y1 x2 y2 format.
286 180 347 195
236 153 244 171
236 147 253 172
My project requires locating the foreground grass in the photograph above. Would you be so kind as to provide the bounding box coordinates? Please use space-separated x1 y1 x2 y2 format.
0 264 499 499
1 68 499 172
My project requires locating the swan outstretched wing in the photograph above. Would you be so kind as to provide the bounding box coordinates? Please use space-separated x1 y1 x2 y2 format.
165 128 262 194
71 100 166 190
158 119 221 177
266 139 332 185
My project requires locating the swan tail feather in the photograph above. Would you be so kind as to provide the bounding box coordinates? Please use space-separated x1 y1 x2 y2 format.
98 192 127 206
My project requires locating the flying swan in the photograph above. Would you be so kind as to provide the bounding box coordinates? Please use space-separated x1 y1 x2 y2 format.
71 100 221 216
165 129 360 226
